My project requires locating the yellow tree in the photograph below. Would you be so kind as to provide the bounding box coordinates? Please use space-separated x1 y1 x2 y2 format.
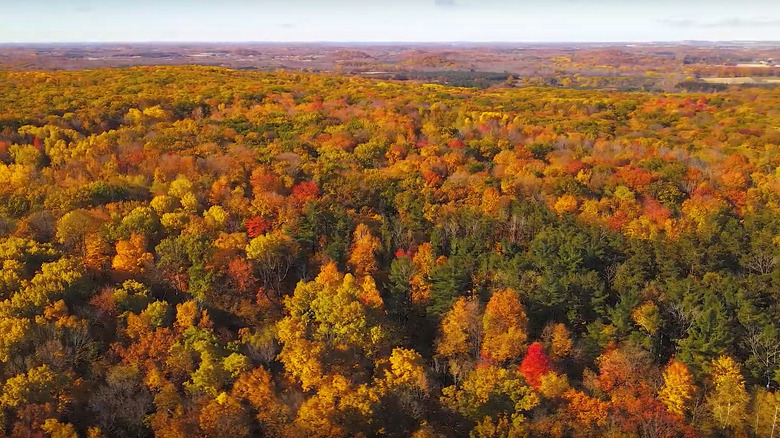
411 422 445 438
545 322 573 361
348 223 381 277
564 389 610 429
84 233 111 271
174 301 199 332
276 264 389 390
632 301 660 335
410 242 435 306
290 375 353 438
377 347 430 416
436 297 482 381
441 365 539 434
412 242 435 276
538 372 570 399
709 355 749 431
42 419 79 438
1 364 70 410
554 194 578 215
231 367 291 436
245 231 298 293
481 289 528 364
55 209 99 255
112 233 154 275
380 348 429 392
752 388 780 438
290 372 385 438
198 393 250 438
0 317 31 363
658 359 695 417
359 275 384 310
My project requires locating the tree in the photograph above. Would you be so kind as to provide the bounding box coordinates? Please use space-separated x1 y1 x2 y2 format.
276 264 389 390
348 223 381 277
244 216 271 238
289 375 354 438
587 343 694 436
410 243 435 307
436 297 482 381
175 301 199 332
245 231 298 293
708 355 749 431
381 347 429 392
203 205 229 229
155 236 190 293
677 295 734 375
658 359 695 417
538 372 570 399
291 180 319 204
186 350 231 397
119 206 159 237
55 209 99 254
519 342 552 390
741 318 780 390
481 289 528 364
1 364 70 410
427 256 469 318
543 322 573 361
231 367 291 436
387 255 414 324
41 419 79 438
632 301 661 335
112 233 153 275
226 257 256 295
554 194 579 215
441 365 539 433
752 388 780 438
0 316 31 362
88 364 152 438
84 233 111 271
198 394 250 438
564 389 610 430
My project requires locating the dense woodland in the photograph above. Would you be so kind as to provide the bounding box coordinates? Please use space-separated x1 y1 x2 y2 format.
0 66 779 437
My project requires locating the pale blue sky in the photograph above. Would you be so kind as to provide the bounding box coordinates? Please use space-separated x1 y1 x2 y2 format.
0 0 779 43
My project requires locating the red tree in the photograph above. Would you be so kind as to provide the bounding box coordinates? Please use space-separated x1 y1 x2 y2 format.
395 248 412 259
0 141 8 161
227 258 256 293
291 181 319 203
245 216 271 238
519 342 551 389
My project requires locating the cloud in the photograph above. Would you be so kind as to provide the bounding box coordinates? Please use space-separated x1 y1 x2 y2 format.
435 0 462 8
657 18 696 27
659 17 780 28
703 18 780 28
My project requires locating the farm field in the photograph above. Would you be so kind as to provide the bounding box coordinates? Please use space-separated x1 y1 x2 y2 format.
701 76 780 84
1 42 779 91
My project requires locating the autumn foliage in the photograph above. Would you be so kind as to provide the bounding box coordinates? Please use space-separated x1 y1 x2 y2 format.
519 343 552 389
0 66 778 437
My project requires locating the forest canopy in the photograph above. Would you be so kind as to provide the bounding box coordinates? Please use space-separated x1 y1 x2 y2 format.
0 66 779 437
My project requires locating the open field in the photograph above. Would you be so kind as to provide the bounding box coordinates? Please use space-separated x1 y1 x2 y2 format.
702 76 780 84
1 42 779 91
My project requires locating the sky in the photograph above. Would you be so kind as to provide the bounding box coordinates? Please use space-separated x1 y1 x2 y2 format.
0 0 779 43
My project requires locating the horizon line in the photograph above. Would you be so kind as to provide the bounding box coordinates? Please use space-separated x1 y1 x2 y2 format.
1 40 780 46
